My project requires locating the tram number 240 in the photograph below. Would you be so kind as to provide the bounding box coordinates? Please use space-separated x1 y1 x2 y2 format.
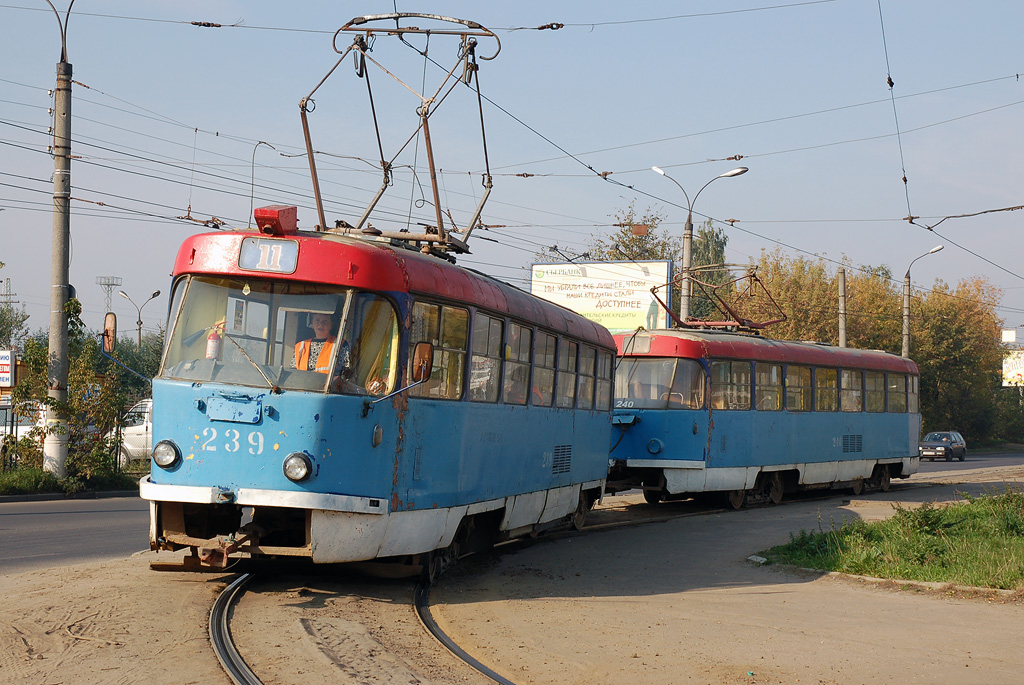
200 427 266 455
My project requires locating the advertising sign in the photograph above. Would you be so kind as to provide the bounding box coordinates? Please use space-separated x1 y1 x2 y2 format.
530 260 673 334
1003 351 1024 387
0 350 13 388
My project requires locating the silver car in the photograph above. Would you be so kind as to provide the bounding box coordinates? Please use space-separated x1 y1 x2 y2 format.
918 431 967 462
112 399 152 468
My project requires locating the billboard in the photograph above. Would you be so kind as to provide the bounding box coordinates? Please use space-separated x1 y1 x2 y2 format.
0 350 12 388
1003 350 1024 387
530 260 673 334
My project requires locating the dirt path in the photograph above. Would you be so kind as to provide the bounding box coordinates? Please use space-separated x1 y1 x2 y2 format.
1 466 1021 684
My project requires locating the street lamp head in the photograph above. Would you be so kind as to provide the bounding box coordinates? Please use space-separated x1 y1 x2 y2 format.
928 245 944 255
150 290 161 300
719 167 749 178
118 290 130 301
651 166 666 176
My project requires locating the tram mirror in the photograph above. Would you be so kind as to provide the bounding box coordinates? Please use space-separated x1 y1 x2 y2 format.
411 342 434 382
102 312 117 354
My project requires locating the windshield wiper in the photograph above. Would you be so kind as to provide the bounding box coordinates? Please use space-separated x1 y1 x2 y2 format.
220 332 282 394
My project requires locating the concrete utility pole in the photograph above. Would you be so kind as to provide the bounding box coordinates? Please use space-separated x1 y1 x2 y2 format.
43 1 76 478
837 267 847 348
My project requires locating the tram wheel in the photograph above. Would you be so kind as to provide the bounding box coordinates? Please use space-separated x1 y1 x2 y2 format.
850 478 864 496
571 490 595 530
766 473 784 505
727 489 746 510
877 468 891 492
643 488 663 505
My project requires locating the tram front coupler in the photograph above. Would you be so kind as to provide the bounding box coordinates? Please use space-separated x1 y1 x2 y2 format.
199 523 264 567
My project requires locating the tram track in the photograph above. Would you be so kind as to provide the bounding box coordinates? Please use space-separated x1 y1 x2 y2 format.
209 572 261 685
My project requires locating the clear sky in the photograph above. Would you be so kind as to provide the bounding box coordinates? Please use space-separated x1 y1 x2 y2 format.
2 1 1022 341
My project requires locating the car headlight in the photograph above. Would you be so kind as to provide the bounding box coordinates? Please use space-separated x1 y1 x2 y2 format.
152 440 181 469
283 452 313 482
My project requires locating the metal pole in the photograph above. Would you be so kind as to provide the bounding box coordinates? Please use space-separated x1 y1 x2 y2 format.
838 267 847 348
44 58 72 478
902 271 911 358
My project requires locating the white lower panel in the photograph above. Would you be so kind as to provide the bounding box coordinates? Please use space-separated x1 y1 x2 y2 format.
311 509 390 562
662 457 908 495
139 476 388 514
539 485 579 524
502 490 548 531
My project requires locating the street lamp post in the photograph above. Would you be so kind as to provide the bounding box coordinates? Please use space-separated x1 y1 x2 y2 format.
651 166 748 321
902 245 943 358
120 289 161 349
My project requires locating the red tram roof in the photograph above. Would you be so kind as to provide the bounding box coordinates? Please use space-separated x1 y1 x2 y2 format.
613 329 919 374
173 230 614 348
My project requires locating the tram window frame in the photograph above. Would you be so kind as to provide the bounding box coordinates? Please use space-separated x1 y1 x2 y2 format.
865 370 885 413
815 368 839 412
577 345 597 410
533 331 557 407
710 360 751 411
469 312 504 403
502 321 532 406
887 373 908 413
408 301 468 400
786 365 812 412
596 349 613 410
556 339 578 409
755 362 783 411
908 374 920 414
840 369 863 412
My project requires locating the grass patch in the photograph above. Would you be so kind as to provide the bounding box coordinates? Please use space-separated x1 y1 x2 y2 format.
0 467 138 496
762 489 1024 590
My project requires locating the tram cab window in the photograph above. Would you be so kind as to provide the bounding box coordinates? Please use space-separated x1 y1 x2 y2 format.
887 373 908 413
786 365 812 412
556 340 578 408
617 358 705 410
865 371 885 413
533 332 557 407
330 293 400 397
840 369 863 412
710 360 751 410
755 363 783 411
408 302 468 400
503 323 532 405
470 313 504 403
162 276 403 393
815 368 838 412
577 346 597 410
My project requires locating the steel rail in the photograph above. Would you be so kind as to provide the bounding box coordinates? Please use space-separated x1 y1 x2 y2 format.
414 581 517 685
209 572 262 685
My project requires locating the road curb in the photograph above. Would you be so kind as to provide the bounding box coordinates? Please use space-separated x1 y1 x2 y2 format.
0 489 139 504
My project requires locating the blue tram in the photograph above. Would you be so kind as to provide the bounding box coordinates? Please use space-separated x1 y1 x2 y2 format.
607 329 920 507
140 206 614 569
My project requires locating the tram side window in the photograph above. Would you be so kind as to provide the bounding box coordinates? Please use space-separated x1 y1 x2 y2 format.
503 322 531 405
865 371 885 413
408 302 468 400
596 349 613 410
887 373 907 413
755 362 782 411
815 368 838 412
332 293 400 396
533 332 556 407
710 360 751 410
840 369 863 412
556 340 578 409
908 375 920 413
786 365 812 412
577 346 597 410
470 313 504 402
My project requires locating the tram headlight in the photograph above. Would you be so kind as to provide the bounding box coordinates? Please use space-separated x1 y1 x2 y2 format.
283 452 313 482
152 440 181 469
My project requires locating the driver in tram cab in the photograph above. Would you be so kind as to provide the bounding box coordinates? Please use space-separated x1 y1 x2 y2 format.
293 312 337 372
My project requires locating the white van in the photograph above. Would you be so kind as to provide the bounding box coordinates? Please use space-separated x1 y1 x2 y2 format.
114 399 152 468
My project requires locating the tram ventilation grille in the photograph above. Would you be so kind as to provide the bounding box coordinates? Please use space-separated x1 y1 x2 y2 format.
842 434 863 453
552 445 572 474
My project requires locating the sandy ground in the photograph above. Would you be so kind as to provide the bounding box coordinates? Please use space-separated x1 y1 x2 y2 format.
1 466 1022 685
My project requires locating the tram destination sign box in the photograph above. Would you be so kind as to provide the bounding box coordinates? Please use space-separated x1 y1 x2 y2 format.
530 260 672 334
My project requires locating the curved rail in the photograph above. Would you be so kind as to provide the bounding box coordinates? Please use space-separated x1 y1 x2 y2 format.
414 581 517 685
209 572 262 685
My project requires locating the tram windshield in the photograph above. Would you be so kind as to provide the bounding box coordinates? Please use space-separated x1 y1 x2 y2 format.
614 357 705 410
160 276 400 395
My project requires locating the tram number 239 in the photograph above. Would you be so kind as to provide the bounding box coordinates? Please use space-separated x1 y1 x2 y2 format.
200 427 265 455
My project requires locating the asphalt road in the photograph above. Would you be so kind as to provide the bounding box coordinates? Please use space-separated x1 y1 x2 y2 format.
917 448 1024 472
0 495 149 576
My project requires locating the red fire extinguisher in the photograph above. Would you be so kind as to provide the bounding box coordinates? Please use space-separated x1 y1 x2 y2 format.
205 326 222 359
